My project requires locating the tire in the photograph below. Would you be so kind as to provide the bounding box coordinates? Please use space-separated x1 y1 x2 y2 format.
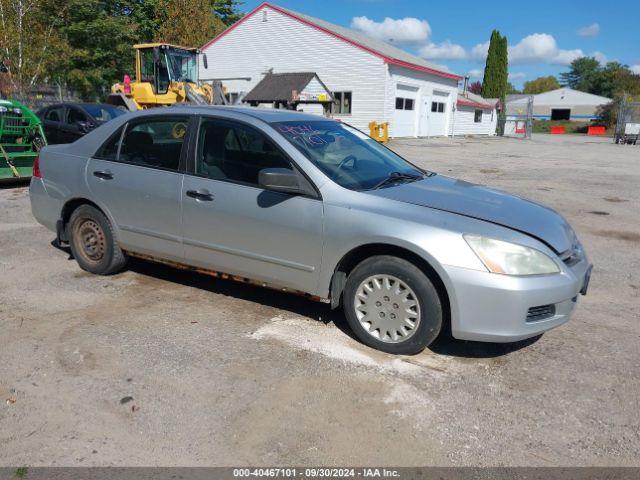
343 255 443 355
68 204 127 275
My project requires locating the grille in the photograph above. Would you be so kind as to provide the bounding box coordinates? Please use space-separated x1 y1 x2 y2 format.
4 116 23 128
526 304 556 322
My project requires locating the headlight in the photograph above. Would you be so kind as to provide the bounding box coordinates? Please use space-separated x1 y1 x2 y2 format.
0 106 7 113
12 107 22 115
464 235 560 275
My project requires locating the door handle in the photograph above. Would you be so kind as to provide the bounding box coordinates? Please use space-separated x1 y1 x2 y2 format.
186 189 214 201
93 170 113 180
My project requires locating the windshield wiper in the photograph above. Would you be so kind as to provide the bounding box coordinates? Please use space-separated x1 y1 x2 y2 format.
371 171 424 190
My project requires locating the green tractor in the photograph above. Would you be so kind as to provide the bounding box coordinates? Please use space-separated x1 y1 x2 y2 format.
0 97 46 183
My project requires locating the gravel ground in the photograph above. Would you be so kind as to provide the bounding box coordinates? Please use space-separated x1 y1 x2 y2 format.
0 134 638 467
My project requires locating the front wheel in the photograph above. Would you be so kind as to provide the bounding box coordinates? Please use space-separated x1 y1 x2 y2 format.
343 256 443 354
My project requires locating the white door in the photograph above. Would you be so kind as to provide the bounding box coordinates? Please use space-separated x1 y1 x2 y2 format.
392 84 418 137
418 96 430 136
428 90 450 136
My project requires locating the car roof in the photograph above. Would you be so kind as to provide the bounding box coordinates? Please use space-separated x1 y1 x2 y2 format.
121 105 328 124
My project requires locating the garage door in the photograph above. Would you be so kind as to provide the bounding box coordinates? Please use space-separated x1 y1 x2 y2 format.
392 84 418 137
428 90 449 136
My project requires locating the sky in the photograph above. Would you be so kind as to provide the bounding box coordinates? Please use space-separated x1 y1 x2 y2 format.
239 0 640 89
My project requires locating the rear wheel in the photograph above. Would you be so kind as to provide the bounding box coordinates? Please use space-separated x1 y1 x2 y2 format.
68 205 127 275
343 255 443 354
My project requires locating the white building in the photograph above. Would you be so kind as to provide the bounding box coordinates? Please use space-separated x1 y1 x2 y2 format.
506 88 611 121
453 91 499 136
200 2 491 138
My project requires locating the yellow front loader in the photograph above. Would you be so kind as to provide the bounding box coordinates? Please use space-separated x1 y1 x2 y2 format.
108 43 221 111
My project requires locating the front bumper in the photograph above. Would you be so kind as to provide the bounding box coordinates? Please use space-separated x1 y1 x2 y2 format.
444 256 591 342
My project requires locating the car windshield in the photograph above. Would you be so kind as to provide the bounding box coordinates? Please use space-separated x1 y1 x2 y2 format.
166 49 197 83
273 120 426 191
82 105 125 123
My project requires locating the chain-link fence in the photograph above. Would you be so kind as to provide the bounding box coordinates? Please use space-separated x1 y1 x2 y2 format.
7 85 80 112
615 95 640 145
504 95 533 139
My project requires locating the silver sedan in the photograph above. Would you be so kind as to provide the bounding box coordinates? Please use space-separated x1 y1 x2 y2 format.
29 106 592 354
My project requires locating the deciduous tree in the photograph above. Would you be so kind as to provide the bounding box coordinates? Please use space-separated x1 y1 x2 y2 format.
468 80 482 94
154 0 225 47
0 0 68 96
523 75 559 94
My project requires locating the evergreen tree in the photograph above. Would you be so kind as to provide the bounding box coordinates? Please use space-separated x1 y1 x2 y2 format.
481 30 508 134
560 57 600 91
481 30 508 100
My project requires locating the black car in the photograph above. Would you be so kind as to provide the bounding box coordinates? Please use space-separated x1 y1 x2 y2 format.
37 103 126 144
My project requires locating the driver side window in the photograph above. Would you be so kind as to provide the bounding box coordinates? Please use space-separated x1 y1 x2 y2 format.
196 119 293 186
66 108 87 125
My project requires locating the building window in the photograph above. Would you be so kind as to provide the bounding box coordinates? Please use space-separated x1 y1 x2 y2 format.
332 91 352 114
431 101 445 113
395 97 414 110
474 109 482 123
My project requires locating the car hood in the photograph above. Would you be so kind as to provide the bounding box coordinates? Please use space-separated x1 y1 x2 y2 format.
367 175 574 254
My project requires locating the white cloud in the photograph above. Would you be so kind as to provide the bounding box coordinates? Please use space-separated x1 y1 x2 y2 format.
468 69 483 78
470 41 489 61
631 65 640 74
577 23 600 37
550 48 584 65
350 16 430 44
508 33 584 65
508 72 526 80
468 34 587 66
418 40 467 60
593 51 608 65
349 17 606 69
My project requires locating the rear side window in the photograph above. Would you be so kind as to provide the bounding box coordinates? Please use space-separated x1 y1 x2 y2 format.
95 127 123 161
94 116 189 171
45 107 64 122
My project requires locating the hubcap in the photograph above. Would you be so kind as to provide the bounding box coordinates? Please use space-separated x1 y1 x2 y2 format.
354 274 421 343
75 219 106 263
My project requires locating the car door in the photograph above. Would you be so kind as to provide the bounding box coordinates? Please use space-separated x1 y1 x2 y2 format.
181 116 324 295
86 114 192 262
41 105 65 144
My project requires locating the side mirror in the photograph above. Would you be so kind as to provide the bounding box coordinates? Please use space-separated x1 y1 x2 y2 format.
259 168 307 195
76 121 94 133
202 53 208 69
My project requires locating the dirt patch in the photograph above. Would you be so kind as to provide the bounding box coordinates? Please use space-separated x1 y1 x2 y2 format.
250 317 461 378
593 230 640 243
588 211 610 216
480 168 501 174
603 197 628 203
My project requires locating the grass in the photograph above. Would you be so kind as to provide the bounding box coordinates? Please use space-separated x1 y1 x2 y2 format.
14 467 28 478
